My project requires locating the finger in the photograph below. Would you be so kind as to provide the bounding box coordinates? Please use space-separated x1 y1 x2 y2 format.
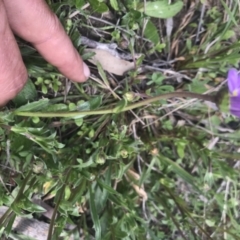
3 0 90 82
0 0 28 106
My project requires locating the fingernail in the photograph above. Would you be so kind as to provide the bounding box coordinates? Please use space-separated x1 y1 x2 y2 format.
83 62 90 79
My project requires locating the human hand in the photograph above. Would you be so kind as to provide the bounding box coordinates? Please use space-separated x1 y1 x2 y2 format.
0 0 90 106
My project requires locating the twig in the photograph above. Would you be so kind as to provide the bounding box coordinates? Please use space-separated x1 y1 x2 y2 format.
5 140 11 166
195 3 206 44
221 179 230 240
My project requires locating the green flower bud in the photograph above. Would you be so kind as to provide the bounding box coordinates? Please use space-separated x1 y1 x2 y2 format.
95 153 106 165
124 92 140 102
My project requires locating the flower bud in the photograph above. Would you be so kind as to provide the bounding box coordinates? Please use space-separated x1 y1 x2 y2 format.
124 92 140 102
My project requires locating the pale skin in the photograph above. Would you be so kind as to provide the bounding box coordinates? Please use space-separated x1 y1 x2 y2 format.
0 0 90 106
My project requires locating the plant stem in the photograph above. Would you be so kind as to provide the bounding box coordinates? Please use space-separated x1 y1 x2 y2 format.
14 92 216 118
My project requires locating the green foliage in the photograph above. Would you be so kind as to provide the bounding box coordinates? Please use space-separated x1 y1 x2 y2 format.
109 0 119 11
138 0 183 19
1 0 240 239
89 0 109 13
75 0 85 9
143 19 160 44
13 79 38 107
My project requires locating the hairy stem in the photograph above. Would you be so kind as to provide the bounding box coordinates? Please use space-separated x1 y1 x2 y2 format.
14 92 217 118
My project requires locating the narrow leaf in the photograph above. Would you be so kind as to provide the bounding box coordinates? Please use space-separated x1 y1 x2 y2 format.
89 185 101 240
158 155 200 192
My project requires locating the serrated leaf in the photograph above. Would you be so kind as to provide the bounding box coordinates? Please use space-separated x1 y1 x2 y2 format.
138 0 183 19
14 99 49 112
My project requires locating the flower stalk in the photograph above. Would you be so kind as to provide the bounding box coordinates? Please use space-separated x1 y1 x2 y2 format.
14 91 217 118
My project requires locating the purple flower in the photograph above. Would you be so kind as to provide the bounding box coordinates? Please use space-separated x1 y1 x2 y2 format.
228 68 240 96
228 68 240 117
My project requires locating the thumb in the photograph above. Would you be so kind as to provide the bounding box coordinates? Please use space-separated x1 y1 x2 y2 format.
4 0 90 82
0 0 28 106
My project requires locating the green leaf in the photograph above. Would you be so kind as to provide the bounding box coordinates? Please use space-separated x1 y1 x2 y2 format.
89 96 103 110
75 0 85 9
9 232 38 240
41 84 48 94
138 0 183 19
216 87 229 113
158 155 201 192
89 0 109 13
45 103 68 112
89 184 101 240
219 0 238 27
110 0 119 11
4 213 16 236
96 62 110 87
113 99 128 113
143 20 160 44
222 29 235 40
175 140 187 159
14 99 50 112
77 101 90 111
20 198 46 213
49 1 75 12
75 158 94 168
188 77 208 93
81 50 96 61
12 79 37 107
205 219 215 227
74 118 83 126
97 179 122 198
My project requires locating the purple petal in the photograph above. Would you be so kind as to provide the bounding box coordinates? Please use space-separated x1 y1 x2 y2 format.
230 97 240 117
228 68 240 94
230 109 240 118
230 97 240 111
